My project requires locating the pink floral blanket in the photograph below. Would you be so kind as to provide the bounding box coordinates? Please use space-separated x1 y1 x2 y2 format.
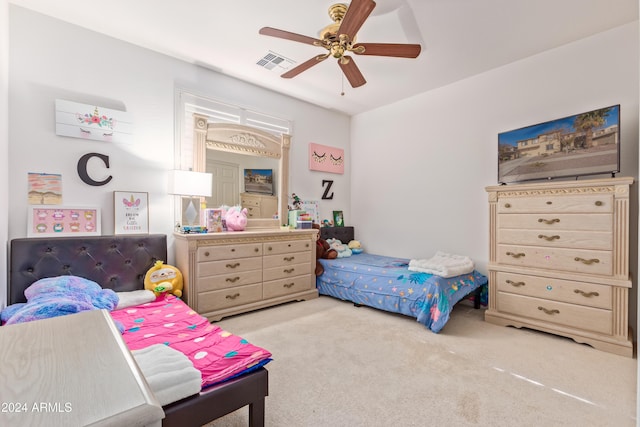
110 295 271 388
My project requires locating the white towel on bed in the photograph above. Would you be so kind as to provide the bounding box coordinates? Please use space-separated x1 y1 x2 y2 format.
132 344 202 406
408 251 475 278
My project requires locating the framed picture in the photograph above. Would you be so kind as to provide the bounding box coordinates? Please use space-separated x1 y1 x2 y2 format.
28 206 101 237
309 143 345 174
300 200 320 225
333 210 344 227
114 191 149 235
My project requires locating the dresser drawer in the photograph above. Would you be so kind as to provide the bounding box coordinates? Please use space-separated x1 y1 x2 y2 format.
497 245 612 276
264 240 312 255
498 213 612 231
240 197 260 207
497 229 612 250
497 194 613 214
495 272 611 309
244 206 259 218
264 251 311 268
263 262 310 281
197 243 262 261
263 275 312 299
197 257 262 276
197 283 262 312
496 292 612 335
197 270 262 292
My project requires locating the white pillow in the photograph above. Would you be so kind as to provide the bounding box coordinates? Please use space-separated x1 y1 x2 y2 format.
114 290 156 310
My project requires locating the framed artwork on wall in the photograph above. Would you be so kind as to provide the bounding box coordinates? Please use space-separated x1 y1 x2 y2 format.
114 191 149 235
309 143 344 174
28 206 100 237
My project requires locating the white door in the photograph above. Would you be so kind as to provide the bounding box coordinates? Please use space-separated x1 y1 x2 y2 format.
206 160 239 208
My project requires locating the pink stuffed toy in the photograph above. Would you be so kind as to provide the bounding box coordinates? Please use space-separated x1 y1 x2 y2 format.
225 206 248 231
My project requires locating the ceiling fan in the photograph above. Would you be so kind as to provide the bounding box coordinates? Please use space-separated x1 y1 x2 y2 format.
259 0 421 88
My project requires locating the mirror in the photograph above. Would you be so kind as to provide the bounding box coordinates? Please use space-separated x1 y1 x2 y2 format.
192 114 290 229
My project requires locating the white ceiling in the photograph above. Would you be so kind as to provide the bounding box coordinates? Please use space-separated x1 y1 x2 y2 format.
9 0 639 116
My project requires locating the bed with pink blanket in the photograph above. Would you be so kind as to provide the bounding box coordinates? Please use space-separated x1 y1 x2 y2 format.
6 234 270 427
112 294 270 388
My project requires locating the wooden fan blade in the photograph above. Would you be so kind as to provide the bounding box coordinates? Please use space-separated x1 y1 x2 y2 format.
281 54 329 79
352 43 421 58
259 27 322 46
337 0 376 41
338 56 366 88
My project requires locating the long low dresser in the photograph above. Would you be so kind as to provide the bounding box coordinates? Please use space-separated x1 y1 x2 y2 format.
174 228 318 321
485 177 633 357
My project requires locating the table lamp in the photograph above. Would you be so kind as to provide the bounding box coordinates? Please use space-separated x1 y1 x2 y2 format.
168 170 213 227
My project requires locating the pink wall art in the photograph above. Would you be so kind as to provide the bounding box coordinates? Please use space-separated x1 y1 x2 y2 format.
309 143 344 174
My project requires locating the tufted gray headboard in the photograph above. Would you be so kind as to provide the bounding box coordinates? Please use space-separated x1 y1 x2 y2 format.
9 234 167 304
319 226 354 243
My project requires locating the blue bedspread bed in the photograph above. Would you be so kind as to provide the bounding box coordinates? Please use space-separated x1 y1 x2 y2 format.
317 253 488 333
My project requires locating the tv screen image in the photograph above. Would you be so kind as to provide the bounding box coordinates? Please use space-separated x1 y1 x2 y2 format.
244 169 274 195
498 105 620 184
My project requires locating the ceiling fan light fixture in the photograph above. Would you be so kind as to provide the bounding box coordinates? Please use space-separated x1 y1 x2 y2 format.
258 0 421 89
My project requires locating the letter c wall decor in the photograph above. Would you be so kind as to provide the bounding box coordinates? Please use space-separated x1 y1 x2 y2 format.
77 152 112 186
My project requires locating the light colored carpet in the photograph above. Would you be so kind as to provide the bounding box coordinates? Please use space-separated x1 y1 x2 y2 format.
205 296 636 427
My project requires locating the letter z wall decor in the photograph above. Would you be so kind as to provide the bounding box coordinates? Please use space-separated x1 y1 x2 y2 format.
309 143 344 174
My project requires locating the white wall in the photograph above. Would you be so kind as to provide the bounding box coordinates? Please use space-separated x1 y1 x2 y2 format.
0 0 8 309
7 6 350 299
351 22 639 266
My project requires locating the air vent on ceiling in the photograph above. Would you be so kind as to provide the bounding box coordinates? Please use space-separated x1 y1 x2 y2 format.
257 51 295 72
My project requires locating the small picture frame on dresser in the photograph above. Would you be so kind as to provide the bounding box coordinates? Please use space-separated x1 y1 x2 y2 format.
333 210 344 227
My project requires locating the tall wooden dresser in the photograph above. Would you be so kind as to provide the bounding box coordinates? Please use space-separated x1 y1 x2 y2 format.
174 228 318 321
485 177 633 356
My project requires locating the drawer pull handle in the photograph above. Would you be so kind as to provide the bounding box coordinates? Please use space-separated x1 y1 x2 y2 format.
255 248 259 252
231 248 235 252
226 277 240 283
546 201 552 205
506 252 525 259
538 234 560 241
268 246 272 251
538 306 560 315
226 262 240 269
305 243 310 248
574 257 599 265
284 268 295 273
226 293 241 300
506 279 525 287
538 218 560 224
595 201 603 206
504 203 511 208
204 251 210 257
283 283 295 288
284 256 295 261
574 289 600 298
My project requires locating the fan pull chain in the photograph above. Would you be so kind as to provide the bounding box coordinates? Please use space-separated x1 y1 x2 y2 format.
341 74 345 96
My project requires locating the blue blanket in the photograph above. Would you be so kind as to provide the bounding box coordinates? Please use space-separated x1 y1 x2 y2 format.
1 276 119 327
317 253 487 333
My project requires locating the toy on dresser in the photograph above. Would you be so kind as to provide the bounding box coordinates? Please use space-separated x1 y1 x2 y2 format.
225 206 248 231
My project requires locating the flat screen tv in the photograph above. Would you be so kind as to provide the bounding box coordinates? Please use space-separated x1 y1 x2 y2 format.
498 104 620 184
243 168 274 195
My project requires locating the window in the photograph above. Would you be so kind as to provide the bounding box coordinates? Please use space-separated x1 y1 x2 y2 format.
174 89 292 170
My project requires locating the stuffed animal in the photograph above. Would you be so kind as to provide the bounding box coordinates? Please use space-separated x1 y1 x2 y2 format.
144 260 183 298
225 206 248 231
326 238 352 258
315 238 338 276
348 240 363 254
0 275 119 326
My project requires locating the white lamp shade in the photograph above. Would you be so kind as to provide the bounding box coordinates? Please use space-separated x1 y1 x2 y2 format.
168 170 213 197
